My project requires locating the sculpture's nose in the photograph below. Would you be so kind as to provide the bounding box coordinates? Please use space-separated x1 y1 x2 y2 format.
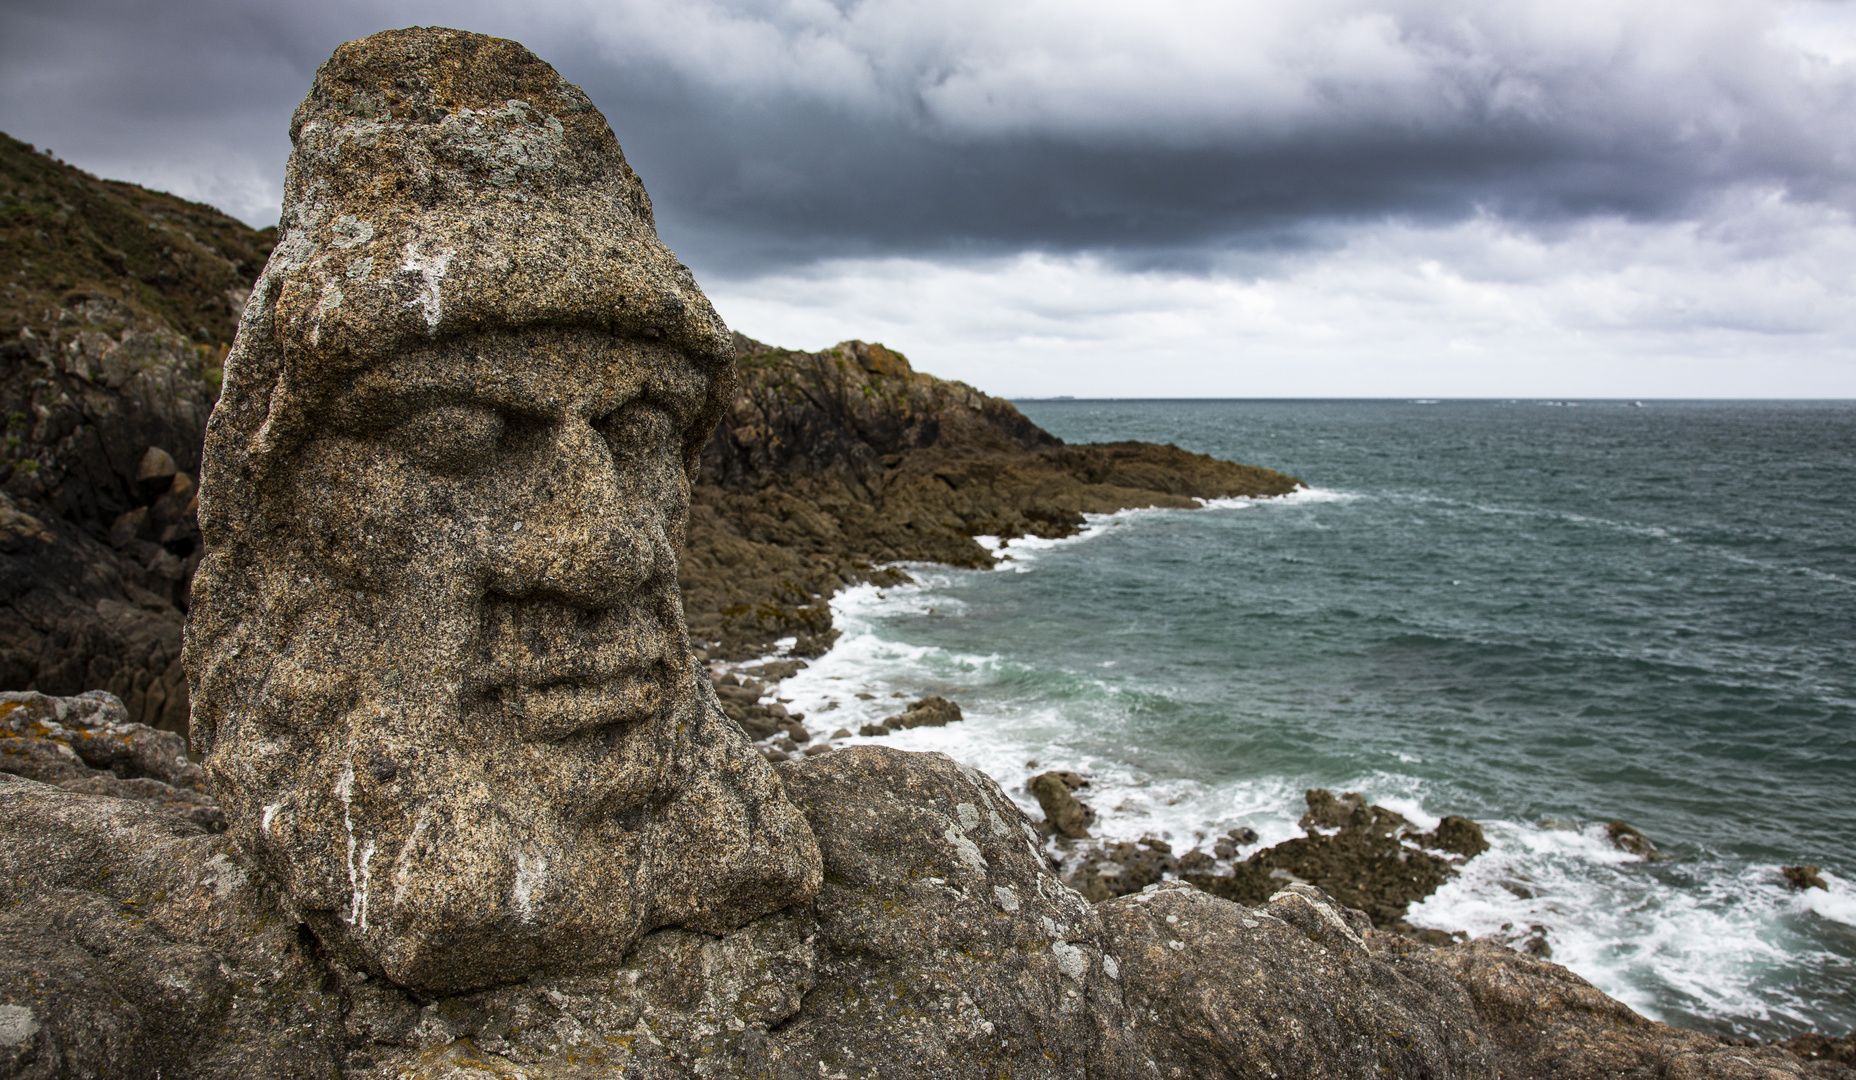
485 415 668 605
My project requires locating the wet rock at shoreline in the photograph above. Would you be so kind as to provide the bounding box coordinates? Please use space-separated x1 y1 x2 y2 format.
1607 819 1665 860
1784 864 1829 891
1067 838 1177 900
885 694 963 729
1180 789 1469 927
1030 769 1096 840
854 694 966 737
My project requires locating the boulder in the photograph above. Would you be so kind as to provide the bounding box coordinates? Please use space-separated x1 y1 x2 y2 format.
1029 769 1096 839
1782 864 1828 891
1606 820 1664 861
883 694 965 729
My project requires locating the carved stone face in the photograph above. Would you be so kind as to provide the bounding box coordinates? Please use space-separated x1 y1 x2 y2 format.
191 328 818 991
296 328 702 743
186 25 819 994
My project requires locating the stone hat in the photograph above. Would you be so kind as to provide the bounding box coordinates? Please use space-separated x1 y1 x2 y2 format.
211 26 734 482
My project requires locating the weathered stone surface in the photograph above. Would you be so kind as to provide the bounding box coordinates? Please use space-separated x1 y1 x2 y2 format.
1100 881 1500 1079
771 746 1146 1077
0 773 342 1079
1436 939 1813 1079
183 26 819 994
0 689 221 831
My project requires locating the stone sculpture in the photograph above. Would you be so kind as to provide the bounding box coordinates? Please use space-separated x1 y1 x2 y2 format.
182 26 820 994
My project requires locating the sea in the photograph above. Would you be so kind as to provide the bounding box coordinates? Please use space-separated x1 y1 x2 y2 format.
762 399 1856 1039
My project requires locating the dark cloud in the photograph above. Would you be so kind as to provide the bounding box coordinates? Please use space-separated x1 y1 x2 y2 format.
3 0 1851 279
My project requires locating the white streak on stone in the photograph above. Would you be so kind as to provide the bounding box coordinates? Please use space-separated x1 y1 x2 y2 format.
1051 940 1089 980
956 802 980 831
337 753 364 927
392 807 432 905
513 846 549 922
356 839 376 930
401 242 454 331
993 885 1020 912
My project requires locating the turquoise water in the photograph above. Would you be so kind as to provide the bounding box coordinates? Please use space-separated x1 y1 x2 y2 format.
771 400 1856 1037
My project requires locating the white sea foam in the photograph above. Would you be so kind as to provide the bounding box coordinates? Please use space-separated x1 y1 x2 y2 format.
1798 869 1856 925
1407 821 1843 1031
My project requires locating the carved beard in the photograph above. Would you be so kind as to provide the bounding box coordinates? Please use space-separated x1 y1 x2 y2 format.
201 566 703 990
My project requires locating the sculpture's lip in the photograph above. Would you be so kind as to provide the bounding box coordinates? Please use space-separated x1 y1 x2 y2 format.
499 668 667 741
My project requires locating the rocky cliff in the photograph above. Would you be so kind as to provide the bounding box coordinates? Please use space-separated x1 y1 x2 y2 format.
0 133 272 734
683 335 1301 658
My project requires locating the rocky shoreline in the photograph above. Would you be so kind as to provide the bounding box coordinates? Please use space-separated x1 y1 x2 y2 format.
4 686 1850 1078
1 24 1851 1078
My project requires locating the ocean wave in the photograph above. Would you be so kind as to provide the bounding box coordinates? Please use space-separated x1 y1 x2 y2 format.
1798 869 1856 926
1196 485 1360 511
1407 821 1846 1034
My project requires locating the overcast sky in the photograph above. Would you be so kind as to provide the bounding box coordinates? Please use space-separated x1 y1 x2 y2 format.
4 0 1854 396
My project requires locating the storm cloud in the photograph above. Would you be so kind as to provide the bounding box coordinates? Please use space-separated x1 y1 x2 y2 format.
4 0 1854 393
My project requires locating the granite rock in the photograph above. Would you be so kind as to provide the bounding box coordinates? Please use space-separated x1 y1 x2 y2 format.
0 689 221 831
1099 881 1500 1079
183 26 818 995
0 711 1840 1079
1436 939 1814 1079
1030 769 1096 839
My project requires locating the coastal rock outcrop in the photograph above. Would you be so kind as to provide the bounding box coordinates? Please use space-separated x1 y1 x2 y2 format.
1176 789 1475 928
182 26 818 993
682 335 1305 658
8 711 1830 1079
0 688 220 831
0 133 270 735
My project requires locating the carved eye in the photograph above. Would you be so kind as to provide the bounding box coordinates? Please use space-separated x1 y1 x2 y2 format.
597 402 675 463
399 403 504 474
